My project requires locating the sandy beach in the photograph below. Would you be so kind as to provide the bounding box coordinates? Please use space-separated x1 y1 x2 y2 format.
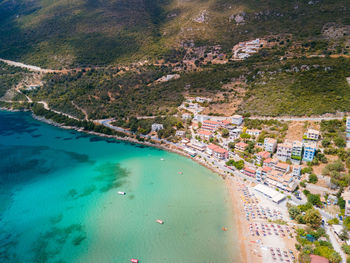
226 176 259 263
225 175 297 263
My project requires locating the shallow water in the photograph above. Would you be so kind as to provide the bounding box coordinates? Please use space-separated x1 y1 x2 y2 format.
0 110 238 263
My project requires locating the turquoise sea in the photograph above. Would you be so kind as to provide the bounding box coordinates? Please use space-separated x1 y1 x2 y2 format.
0 110 238 263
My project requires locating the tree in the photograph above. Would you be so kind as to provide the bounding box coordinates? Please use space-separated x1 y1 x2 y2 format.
308 174 318 184
228 142 235 149
335 136 346 148
322 138 331 148
288 206 301 219
304 209 322 229
234 160 244 170
240 133 251 139
221 128 229 138
307 194 322 207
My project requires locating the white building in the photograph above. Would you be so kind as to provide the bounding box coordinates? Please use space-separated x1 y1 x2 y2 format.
276 142 293 162
292 165 301 178
246 129 261 137
193 115 210 123
187 140 207 152
304 128 320 141
231 115 243 126
347 117 350 138
151 123 164 132
175 130 186 137
182 113 192 120
195 97 212 103
253 184 286 203
342 190 350 217
264 138 277 153
292 141 303 158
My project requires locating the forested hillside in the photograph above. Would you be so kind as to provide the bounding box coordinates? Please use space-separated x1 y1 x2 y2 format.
0 0 349 67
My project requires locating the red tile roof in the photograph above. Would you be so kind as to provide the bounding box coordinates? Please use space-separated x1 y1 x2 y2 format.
310 255 329 263
236 142 248 148
257 151 270 159
203 120 220 125
244 167 256 174
198 129 212 136
262 166 272 172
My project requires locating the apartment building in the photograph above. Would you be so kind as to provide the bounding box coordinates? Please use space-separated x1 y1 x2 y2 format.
202 120 220 131
231 115 243 126
292 141 303 159
235 142 248 152
304 129 320 141
276 142 293 162
303 142 317 162
207 144 229 160
197 129 213 140
246 129 261 137
264 138 277 153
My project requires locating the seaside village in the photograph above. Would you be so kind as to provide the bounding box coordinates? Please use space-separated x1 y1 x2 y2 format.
143 96 350 263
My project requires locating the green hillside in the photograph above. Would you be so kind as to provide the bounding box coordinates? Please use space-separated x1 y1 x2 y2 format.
0 0 349 67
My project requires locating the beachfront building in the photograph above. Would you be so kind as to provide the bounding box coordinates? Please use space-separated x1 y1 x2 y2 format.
197 129 212 140
304 129 320 141
303 142 317 162
276 142 293 162
264 138 277 153
342 190 350 217
253 184 286 204
151 123 164 132
206 144 229 160
256 166 272 181
243 167 256 177
187 140 207 152
231 115 243 126
291 141 303 160
246 129 261 137
255 151 271 164
202 120 220 131
235 142 248 152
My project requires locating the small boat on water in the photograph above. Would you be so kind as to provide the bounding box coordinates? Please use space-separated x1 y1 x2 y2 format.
118 191 126 195
178 172 183 174
160 158 164 161
130 259 139 263
156 219 164 224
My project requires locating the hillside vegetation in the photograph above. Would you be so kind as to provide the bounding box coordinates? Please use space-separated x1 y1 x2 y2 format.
0 0 349 67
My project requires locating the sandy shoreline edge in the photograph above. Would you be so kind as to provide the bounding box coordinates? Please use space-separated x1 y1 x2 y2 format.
1 108 248 262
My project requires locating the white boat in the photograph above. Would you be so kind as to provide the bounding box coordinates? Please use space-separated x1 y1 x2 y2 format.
118 191 126 195
160 158 164 161
156 219 164 224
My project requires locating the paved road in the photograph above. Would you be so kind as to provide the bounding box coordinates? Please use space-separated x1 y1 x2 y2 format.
249 115 345 121
326 225 346 263
0 58 56 73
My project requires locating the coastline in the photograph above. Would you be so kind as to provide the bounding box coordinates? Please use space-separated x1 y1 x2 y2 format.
1 107 247 262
